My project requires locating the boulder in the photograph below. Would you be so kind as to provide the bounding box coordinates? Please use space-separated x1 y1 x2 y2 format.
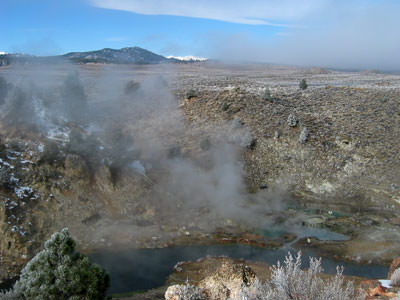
165 284 205 300
199 259 256 300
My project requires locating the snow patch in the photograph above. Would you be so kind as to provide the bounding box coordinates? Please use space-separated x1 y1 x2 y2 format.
14 186 33 199
167 55 207 62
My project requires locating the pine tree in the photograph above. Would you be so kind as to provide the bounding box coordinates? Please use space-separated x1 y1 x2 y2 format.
299 79 308 90
11 228 109 300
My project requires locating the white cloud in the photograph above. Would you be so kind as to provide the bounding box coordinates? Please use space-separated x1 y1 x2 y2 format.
89 0 328 26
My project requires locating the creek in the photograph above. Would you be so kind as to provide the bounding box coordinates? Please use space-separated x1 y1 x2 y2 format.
90 241 388 295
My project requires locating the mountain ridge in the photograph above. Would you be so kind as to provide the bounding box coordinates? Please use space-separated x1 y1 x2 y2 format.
0 46 207 65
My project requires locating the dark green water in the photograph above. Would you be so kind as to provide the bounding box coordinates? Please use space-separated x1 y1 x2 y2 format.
89 244 389 295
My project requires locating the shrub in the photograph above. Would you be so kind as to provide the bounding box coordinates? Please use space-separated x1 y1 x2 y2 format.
262 88 272 102
10 228 109 300
60 73 88 125
287 113 298 127
3 88 36 128
299 79 308 90
185 89 198 99
0 76 8 105
38 141 64 165
390 268 400 287
299 127 309 144
241 252 363 300
65 128 102 168
0 289 23 300
0 167 12 189
221 102 229 111
124 80 140 95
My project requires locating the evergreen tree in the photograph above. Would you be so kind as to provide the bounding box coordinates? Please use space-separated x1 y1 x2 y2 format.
299 79 308 90
11 228 109 300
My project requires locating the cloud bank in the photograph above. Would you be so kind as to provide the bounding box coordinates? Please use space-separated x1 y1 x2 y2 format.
201 1 400 70
89 0 327 26
90 0 400 70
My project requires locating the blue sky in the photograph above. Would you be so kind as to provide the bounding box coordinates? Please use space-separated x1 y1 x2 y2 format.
1 0 400 70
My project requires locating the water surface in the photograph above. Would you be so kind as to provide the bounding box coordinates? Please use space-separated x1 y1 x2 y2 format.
90 244 388 295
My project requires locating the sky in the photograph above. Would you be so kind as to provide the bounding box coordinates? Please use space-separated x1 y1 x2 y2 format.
1 0 400 70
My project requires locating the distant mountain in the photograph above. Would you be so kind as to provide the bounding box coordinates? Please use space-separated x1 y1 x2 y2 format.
64 47 169 64
0 47 209 66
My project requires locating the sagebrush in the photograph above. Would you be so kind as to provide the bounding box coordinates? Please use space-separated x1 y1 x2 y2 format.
241 252 364 300
390 268 400 287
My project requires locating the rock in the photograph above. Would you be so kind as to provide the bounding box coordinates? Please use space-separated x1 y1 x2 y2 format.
367 285 397 298
199 259 257 300
388 257 400 279
165 283 205 300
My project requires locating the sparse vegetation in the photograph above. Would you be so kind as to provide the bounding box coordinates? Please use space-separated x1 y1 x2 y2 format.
241 252 363 300
165 253 363 300
299 127 309 144
38 141 64 165
0 76 8 105
65 128 102 169
390 268 400 287
287 113 298 127
60 73 88 124
299 79 308 90
221 102 229 111
3 228 109 300
262 88 272 102
186 89 198 99
124 80 141 94
0 167 12 189
4 88 36 128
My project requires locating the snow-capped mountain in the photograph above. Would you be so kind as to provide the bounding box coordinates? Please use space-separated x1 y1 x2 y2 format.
167 55 208 62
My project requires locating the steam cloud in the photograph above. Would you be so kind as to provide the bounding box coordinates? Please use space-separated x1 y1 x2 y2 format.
0 63 287 233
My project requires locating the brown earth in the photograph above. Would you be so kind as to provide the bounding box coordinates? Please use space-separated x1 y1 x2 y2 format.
0 63 400 287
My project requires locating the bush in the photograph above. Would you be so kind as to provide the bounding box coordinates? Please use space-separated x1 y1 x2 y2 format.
124 80 140 95
262 88 272 102
299 79 308 90
0 76 8 105
287 113 298 127
60 73 88 125
10 228 109 300
0 167 12 189
299 127 309 144
185 89 198 99
390 268 400 287
0 289 23 300
241 252 363 300
4 88 36 128
38 141 64 165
